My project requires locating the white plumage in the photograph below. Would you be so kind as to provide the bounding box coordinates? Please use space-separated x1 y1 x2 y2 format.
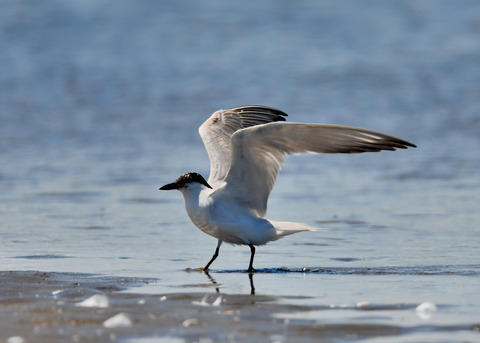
160 106 415 272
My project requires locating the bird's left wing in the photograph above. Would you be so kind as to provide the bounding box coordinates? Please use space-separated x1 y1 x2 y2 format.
223 122 416 217
198 106 287 188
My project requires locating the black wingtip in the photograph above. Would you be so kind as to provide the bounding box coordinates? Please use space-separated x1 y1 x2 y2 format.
230 105 288 121
392 139 417 149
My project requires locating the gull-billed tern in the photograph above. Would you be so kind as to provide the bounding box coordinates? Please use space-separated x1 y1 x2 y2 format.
160 106 416 272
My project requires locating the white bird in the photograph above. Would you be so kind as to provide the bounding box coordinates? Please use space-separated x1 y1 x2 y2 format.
160 106 415 272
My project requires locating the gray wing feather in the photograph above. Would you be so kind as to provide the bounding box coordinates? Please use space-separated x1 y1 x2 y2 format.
224 122 416 217
198 106 287 187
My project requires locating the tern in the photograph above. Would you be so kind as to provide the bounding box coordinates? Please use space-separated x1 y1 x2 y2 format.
160 106 415 272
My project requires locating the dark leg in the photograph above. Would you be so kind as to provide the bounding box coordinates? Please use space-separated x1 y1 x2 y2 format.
247 244 256 273
204 240 222 271
248 272 255 295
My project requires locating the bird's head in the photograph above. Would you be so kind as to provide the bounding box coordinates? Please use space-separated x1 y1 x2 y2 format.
159 172 212 192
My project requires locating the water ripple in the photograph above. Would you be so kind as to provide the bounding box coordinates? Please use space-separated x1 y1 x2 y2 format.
216 264 480 276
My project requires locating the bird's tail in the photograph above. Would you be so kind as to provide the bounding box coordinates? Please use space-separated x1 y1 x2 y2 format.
270 220 324 240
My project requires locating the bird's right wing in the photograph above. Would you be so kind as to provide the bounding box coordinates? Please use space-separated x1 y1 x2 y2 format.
198 106 287 188
223 122 416 217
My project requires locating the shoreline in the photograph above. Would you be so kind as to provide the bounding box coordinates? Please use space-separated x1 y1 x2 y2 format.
1 270 478 343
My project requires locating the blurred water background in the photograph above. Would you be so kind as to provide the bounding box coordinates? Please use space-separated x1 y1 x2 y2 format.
1 1 480 342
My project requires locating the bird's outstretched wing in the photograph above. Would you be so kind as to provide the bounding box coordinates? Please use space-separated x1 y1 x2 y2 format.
198 106 287 187
223 122 416 217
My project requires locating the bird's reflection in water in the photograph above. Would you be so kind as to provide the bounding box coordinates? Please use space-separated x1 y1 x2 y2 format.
203 271 255 295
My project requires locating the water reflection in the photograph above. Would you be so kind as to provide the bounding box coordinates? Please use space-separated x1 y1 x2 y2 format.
203 271 221 294
202 270 256 295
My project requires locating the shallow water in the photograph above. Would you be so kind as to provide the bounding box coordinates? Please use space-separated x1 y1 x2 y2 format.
1 0 480 342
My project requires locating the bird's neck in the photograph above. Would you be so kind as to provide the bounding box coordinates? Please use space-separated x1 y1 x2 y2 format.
181 186 212 210
181 187 213 230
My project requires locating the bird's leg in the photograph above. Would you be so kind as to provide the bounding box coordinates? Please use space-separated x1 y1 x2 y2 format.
247 244 256 273
204 239 222 271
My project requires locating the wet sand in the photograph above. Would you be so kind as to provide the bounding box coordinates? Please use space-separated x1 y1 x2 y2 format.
1 271 478 343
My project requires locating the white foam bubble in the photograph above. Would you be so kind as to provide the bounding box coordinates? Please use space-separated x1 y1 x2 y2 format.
7 337 25 343
415 302 437 319
182 318 199 327
76 294 110 308
103 313 132 328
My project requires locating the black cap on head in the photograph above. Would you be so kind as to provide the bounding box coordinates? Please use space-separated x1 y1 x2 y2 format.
159 172 212 190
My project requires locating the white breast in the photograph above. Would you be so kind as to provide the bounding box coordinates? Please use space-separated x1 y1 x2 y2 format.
183 188 276 245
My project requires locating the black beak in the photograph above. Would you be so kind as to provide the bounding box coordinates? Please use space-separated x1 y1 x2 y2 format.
159 182 179 190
